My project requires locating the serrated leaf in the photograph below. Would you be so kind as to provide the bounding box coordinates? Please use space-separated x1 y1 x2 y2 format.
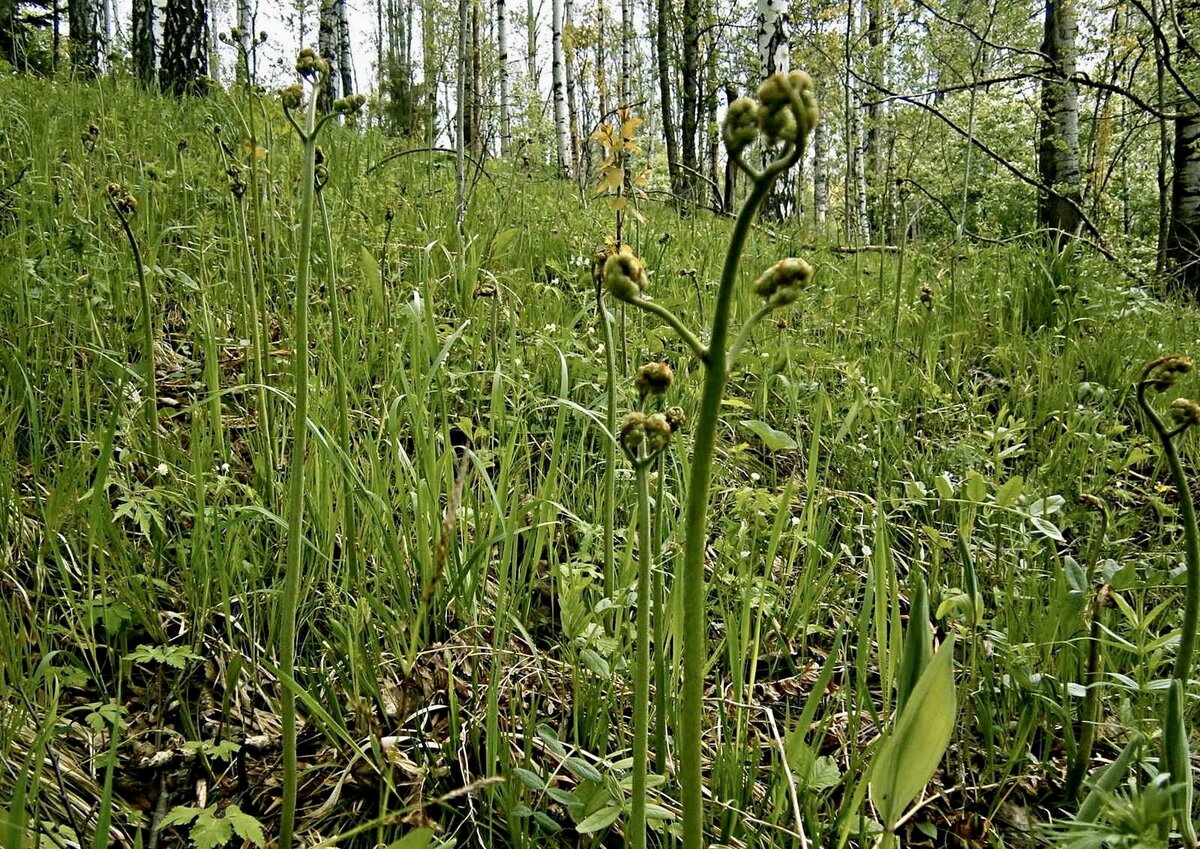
869 636 957 829
575 804 622 833
190 812 232 849
159 807 201 829
740 419 798 451
387 827 435 849
224 805 264 846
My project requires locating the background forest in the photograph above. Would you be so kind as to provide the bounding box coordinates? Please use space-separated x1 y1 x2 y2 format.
2 1 1200 849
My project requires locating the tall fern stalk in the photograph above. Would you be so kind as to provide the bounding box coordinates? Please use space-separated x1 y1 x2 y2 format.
1136 356 1200 682
278 59 323 849
604 72 817 849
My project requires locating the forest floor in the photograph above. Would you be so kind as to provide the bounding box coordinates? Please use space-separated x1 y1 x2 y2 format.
1 73 1198 849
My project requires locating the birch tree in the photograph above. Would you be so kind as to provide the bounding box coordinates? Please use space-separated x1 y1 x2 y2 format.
160 0 207 94
680 0 700 204
336 0 354 99
552 0 571 173
1168 0 1200 292
68 0 102 77
497 0 510 155
1037 0 1082 241
656 0 681 196
319 0 340 108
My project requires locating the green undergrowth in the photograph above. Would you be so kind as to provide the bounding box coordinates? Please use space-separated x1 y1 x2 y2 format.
1 73 1197 849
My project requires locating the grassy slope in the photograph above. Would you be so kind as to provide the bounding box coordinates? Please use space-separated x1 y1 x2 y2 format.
0 74 1196 848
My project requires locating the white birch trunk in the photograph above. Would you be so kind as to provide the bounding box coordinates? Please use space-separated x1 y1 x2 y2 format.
497 0 509 155
813 114 827 224
756 0 788 76
337 0 354 97
456 0 468 223
1037 0 1081 238
551 0 570 173
620 0 631 109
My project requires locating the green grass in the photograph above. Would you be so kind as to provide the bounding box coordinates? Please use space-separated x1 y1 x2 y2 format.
1 71 1198 848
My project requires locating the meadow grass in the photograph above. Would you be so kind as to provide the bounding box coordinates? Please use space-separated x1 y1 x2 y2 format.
1 72 1198 848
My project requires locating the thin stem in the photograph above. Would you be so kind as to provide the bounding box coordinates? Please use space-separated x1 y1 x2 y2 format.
279 80 321 849
598 279 618 609
626 297 708 363
630 454 653 849
109 196 160 463
679 136 799 849
1137 381 1200 682
726 301 780 370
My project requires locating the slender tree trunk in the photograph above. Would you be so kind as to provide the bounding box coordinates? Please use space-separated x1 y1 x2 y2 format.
337 0 354 98
160 0 207 95
1168 0 1200 294
552 0 571 173
456 0 468 223
596 0 608 121
235 0 250 81
1155 0 1171 273
565 0 582 179
1038 0 1083 242
704 4 720 212
101 0 112 68
814 111 828 225
865 0 887 238
319 0 339 109
471 0 483 156
68 0 102 78
680 0 699 206
132 0 157 85
723 84 737 209
527 0 536 88
497 0 510 154
656 0 681 197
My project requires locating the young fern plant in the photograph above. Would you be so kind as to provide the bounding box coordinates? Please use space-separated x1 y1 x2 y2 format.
619 363 680 849
602 70 819 849
276 51 365 848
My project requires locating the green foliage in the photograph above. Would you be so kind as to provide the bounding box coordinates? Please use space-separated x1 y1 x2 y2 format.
160 804 265 849
1 70 1198 849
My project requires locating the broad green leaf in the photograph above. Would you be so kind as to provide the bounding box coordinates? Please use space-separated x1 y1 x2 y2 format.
575 804 622 834
896 576 933 714
360 246 385 316
869 636 957 829
740 420 798 451
933 474 954 501
490 227 520 257
512 767 545 791
565 756 602 783
996 476 1023 507
1165 680 1197 845
1030 516 1064 542
965 471 987 502
387 827 435 849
